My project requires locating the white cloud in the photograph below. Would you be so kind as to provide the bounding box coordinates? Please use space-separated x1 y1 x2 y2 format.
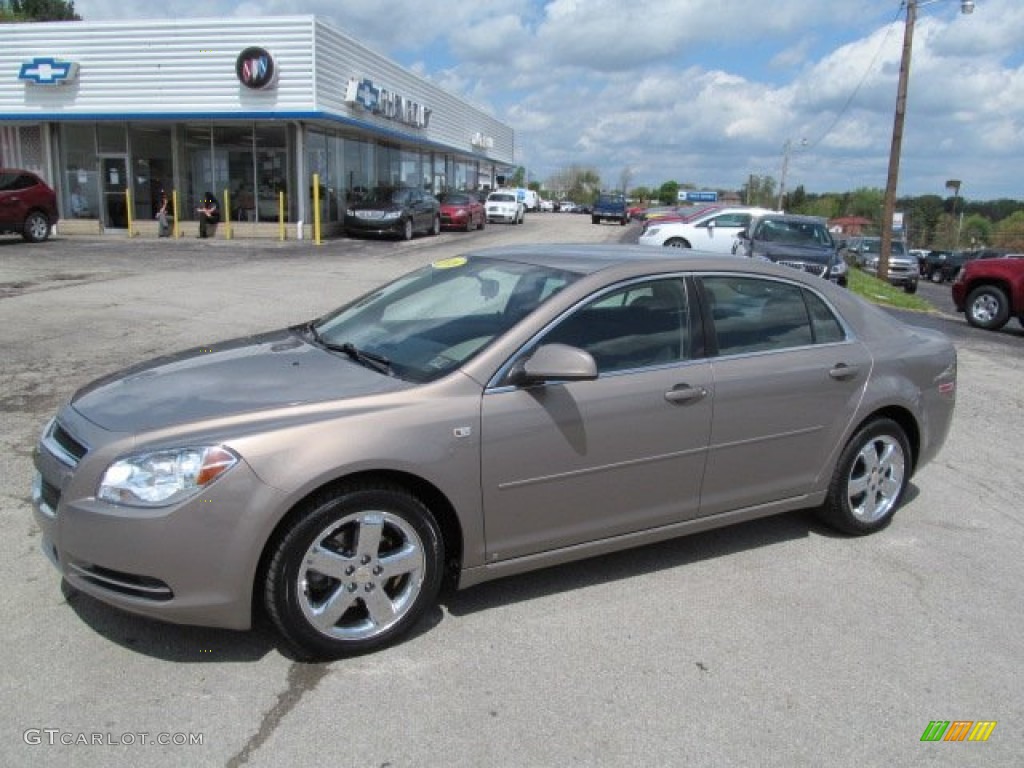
66 0 1024 198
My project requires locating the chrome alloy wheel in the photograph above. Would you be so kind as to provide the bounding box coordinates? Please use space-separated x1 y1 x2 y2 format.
970 293 1001 325
846 435 905 524
297 510 426 641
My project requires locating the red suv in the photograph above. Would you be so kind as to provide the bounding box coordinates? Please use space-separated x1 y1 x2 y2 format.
0 169 59 242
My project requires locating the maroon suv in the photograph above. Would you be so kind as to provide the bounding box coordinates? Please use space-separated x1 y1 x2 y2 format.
952 254 1024 331
0 168 59 242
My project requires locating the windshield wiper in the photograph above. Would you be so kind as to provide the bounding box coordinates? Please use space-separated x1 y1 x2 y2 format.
326 341 393 375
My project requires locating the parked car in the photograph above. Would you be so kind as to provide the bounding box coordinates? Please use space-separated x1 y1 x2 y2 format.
591 193 629 226
0 168 59 243
952 254 1024 330
639 206 775 253
344 187 440 240
485 190 524 224
734 213 848 287
920 250 966 283
32 245 956 660
438 191 485 232
852 237 918 293
538 199 555 212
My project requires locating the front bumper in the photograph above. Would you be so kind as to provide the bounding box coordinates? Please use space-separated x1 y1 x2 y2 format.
344 215 404 237
32 416 288 630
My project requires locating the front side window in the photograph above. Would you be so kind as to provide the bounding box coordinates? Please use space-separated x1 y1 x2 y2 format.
703 276 847 355
539 278 690 373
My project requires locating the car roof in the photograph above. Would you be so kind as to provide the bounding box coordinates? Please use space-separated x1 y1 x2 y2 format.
463 243 819 281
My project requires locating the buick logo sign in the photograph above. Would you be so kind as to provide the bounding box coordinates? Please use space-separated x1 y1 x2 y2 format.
236 47 276 90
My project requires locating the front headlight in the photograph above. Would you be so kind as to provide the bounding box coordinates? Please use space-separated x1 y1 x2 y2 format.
98 446 239 507
831 260 848 276
644 227 660 237
381 211 402 220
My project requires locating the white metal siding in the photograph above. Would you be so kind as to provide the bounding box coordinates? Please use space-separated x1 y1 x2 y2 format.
0 17 312 117
0 16 513 163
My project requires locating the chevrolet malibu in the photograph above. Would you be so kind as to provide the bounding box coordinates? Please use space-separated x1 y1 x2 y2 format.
32 246 957 659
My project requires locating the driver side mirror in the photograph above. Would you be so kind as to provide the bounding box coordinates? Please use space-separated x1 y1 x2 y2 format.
506 343 598 387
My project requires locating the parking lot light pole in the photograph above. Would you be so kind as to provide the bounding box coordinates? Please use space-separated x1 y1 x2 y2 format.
879 0 974 280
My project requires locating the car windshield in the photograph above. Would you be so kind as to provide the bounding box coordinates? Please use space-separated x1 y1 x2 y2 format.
860 239 905 256
312 257 579 383
489 193 516 202
440 193 471 205
758 219 833 247
363 187 411 205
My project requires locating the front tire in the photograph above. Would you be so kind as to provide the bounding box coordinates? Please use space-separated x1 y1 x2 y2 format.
965 285 1010 330
401 218 414 241
903 281 918 294
23 211 51 243
816 419 910 536
265 484 444 660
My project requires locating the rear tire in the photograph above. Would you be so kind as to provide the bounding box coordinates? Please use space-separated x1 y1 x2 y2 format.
265 484 443 660
430 215 441 236
816 419 910 536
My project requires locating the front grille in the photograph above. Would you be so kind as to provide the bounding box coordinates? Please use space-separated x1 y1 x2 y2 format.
776 260 828 278
67 562 174 601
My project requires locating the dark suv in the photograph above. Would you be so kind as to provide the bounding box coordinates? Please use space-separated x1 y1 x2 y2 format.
735 214 848 287
0 169 59 242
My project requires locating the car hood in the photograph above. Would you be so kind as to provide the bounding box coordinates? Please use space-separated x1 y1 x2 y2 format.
70 329 411 432
348 200 403 213
756 243 835 264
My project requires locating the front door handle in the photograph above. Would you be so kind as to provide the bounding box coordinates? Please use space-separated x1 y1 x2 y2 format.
665 384 707 404
829 363 860 380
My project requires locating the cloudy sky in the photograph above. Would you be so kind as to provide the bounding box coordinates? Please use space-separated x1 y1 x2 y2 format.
75 0 1024 201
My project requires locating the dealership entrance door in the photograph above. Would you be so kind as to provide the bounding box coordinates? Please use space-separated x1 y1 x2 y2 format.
100 156 129 229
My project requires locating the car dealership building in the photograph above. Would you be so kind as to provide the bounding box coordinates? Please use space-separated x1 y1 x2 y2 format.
0 16 515 238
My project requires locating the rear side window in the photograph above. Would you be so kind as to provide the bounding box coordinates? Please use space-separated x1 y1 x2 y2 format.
702 276 845 355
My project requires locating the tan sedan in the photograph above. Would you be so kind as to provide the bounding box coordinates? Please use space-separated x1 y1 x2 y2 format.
32 246 957 659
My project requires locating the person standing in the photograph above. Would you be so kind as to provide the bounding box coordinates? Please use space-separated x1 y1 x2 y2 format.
196 191 220 238
156 190 171 237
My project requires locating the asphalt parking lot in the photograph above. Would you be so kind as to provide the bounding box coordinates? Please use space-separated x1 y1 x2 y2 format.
1 216 1021 767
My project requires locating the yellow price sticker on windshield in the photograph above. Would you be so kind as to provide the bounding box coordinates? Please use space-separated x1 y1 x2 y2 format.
432 256 467 269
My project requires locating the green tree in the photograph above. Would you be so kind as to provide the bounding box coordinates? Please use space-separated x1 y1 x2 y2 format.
961 214 993 249
657 180 679 206
630 186 652 203
741 175 776 208
993 211 1024 251
7 0 80 20
845 187 884 220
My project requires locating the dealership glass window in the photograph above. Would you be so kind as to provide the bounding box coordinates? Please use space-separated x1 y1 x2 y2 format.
128 125 173 222
96 124 127 154
59 124 99 218
344 137 373 202
183 125 218 220
253 124 287 222
305 130 332 223
215 125 257 222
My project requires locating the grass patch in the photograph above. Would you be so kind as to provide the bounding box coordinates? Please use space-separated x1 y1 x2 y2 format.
847 268 933 312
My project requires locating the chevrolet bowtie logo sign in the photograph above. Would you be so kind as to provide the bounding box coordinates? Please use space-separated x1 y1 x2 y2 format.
19 57 79 85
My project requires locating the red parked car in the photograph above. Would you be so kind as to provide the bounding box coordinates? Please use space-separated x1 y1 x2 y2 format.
438 191 485 231
0 168 59 242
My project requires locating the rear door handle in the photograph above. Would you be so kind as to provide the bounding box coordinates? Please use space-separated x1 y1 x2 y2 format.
829 364 860 380
665 384 707 404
